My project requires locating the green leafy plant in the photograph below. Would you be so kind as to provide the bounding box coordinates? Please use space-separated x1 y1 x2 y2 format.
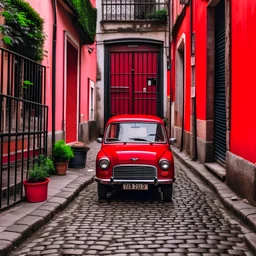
35 155 55 175
27 164 48 183
146 9 167 21
71 0 97 43
0 0 46 61
23 80 33 89
53 140 74 162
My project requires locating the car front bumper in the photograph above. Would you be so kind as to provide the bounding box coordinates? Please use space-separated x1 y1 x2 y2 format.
95 177 175 185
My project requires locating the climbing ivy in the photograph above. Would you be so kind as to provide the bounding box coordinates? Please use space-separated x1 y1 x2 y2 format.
71 0 97 43
0 0 45 61
146 9 168 21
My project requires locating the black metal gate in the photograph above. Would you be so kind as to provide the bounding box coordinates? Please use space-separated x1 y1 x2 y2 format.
105 42 163 122
214 0 226 164
0 48 48 210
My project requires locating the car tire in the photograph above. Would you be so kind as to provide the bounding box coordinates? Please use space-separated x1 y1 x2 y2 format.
162 184 173 202
98 183 108 200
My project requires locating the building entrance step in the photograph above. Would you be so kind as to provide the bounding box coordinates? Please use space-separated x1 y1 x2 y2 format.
205 162 226 181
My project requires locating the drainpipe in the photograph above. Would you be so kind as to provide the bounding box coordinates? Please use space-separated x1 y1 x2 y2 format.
190 0 197 160
79 44 81 123
52 0 57 150
180 52 185 152
168 0 172 138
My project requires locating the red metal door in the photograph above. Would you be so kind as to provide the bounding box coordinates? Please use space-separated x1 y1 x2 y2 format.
66 42 78 143
133 52 157 115
110 52 133 115
109 47 158 116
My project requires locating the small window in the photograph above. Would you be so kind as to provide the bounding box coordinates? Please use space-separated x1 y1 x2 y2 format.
89 79 95 120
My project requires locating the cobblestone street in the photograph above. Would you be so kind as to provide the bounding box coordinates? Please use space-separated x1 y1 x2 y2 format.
11 145 253 256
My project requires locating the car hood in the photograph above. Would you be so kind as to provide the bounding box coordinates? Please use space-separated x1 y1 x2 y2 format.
101 144 168 166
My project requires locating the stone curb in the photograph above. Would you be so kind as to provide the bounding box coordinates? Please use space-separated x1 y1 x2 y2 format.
0 175 95 256
172 147 256 255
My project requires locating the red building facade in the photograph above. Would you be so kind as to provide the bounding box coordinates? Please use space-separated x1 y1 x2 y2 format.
25 0 98 146
170 0 256 204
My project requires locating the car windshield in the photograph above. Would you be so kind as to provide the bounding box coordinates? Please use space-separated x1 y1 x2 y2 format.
105 122 166 143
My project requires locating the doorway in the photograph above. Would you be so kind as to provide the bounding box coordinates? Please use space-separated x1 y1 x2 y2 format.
65 40 78 143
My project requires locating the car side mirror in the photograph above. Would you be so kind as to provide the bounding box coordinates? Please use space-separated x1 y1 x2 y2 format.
169 138 176 145
97 137 103 143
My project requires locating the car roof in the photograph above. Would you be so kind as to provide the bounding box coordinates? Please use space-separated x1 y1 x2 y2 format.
106 114 164 125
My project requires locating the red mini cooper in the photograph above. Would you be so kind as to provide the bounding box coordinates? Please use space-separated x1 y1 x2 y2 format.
95 115 176 201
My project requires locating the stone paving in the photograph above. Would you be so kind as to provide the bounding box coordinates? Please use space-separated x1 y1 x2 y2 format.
11 157 253 256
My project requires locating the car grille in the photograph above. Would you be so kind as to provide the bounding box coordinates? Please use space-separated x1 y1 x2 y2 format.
113 165 157 180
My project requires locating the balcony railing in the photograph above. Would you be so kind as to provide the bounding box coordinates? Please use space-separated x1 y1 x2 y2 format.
102 0 167 21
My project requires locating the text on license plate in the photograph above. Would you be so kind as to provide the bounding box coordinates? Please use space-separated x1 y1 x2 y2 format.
123 183 148 190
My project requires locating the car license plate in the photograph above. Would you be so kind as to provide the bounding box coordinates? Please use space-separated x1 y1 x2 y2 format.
123 183 148 190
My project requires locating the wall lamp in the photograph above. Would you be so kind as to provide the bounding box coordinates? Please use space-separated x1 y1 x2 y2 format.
86 45 94 54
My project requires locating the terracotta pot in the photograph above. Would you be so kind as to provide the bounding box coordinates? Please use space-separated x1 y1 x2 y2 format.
55 161 69 175
23 178 50 203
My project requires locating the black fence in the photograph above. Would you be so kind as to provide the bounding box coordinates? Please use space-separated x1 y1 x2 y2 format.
0 47 48 210
102 0 167 21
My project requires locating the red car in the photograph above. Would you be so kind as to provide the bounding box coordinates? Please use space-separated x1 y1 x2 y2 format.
95 115 176 201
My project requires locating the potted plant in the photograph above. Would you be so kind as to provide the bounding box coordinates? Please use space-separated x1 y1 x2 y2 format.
68 141 90 168
53 140 74 175
23 164 50 203
35 154 55 175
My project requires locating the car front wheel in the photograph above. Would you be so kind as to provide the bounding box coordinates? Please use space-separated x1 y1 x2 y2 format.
98 183 109 200
162 184 173 202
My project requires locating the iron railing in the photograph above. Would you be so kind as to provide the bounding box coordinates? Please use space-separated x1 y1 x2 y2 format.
0 47 48 210
102 0 167 21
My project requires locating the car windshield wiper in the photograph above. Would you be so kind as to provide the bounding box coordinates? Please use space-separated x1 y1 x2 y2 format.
128 137 152 143
107 138 120 141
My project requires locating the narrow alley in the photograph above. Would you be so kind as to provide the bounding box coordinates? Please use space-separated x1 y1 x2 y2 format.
1 0 256 255
10 143 253 256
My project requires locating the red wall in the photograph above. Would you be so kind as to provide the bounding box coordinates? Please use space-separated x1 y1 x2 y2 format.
167 70 170 97
172 0 208 132
171 0 256 164
194 0 207 121
171 1 209 131
80 43 97 121
26 0 96 134
172 0 185 26
230 0 256 164
172 6 191 132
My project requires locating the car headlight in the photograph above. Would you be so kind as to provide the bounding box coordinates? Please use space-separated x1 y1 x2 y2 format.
159 159 170 170
99 158 110 170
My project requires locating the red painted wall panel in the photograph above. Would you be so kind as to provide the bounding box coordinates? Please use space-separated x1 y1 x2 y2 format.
172 6 191 132
230 0 256 164
194 0 207 121
66 42 78 143
171 1 208 133
167 70 170 97
171 42 176 102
